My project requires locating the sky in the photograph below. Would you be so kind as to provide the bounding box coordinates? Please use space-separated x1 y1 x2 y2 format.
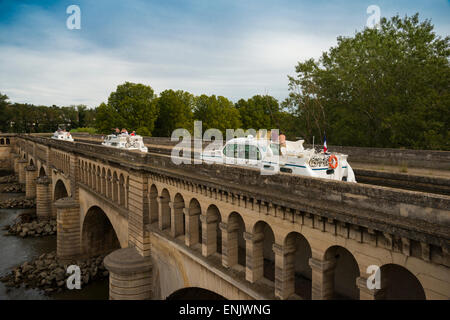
0 0 449 108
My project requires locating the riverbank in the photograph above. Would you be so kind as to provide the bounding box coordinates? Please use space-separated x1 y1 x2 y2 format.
5 218 57 237
0 251 109 295
0 197 35 209
0 171 109 300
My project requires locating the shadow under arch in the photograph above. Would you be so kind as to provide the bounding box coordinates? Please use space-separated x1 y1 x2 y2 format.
324 245 360 300
81 205 121 257
39 166 46 177
166 287 226 300
253 220 275 282
284 231 312 299
54 179 68 201
226 211 246 267
376 264 426 300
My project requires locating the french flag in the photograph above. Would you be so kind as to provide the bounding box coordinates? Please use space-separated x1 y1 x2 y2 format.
323 134 328 153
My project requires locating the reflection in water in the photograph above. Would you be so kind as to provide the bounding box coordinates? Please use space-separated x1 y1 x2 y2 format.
0 207 109 300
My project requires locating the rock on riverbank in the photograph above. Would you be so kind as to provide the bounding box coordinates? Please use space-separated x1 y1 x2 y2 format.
0 174 17 184
0 183 25 193
0 251 109 295
0 198 35 209
6 219 57 237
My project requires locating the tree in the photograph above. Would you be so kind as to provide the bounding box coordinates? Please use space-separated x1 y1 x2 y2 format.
95 102 120 133
0 93 11 132
154 89 195 136
235 95 280 130
194 95 242 134
286 13 450 149
101 82 159 135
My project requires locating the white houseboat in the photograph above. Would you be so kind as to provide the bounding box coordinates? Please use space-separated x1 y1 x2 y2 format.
51 130 74 142
202 135 356 182
101 134 148 153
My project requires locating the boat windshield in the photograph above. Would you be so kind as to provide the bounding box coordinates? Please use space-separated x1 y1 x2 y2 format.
270 143 280 156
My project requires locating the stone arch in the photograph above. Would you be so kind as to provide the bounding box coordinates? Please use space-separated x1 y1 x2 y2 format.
283 231 312 299
185 198 202 247
166 287 226 300
324 245 360 300
113 171 118 202
88 163 92 187
172 193 185 237
159 188 171 231
225 211 246 268
101 167 106 195
6 138 10 145
0 138 4 145
376 264 426 300
38 166 46 177
149 184 159 224
202 204 222 256
81 205 121 257
54 179 68 201
29 157 34 166
119 173 125 206
107 169 112 198
252 220 275 282
96 165 101 192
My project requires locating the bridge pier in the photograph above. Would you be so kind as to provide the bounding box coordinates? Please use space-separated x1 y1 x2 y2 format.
55 197 81 261
18 159 27 184
220 222 237 268
25 165 37 198
157 196 170 231
200 214 219 257
309 257 336 300
169 200 184 238
273 243 296 299
12 154 20 175
244 231 264 283
104 247 153 300
184 207 200 247
36 176 52 220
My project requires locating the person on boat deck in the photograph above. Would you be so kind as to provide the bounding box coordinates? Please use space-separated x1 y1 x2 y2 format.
121 128 128 135
113 128 120 136
279 132 286 147
130 131 136 136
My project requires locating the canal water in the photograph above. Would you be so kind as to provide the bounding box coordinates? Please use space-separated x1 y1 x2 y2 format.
0 192 109 300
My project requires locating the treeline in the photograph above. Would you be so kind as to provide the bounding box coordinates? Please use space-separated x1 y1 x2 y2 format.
0 98 96 133
0 13 448 150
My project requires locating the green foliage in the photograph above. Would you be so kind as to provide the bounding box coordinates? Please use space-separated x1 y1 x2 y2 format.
0 93 11 132
105 82 158 135
70 127 97 134
285 13 450 150
194 95 242 134
154 89 195 136
136 126 151 136
235 95 280 130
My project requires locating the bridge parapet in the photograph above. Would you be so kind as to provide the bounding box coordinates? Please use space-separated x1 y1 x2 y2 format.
17 135 450 265
14 134 450 300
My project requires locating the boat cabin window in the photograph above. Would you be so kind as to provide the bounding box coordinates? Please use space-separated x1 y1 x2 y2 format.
269 143 280 156
223 143 261 160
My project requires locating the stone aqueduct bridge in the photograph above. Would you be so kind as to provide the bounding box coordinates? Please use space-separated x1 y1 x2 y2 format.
2 134 450 300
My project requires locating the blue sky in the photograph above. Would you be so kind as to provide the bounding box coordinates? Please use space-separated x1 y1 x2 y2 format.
0 0 449 107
